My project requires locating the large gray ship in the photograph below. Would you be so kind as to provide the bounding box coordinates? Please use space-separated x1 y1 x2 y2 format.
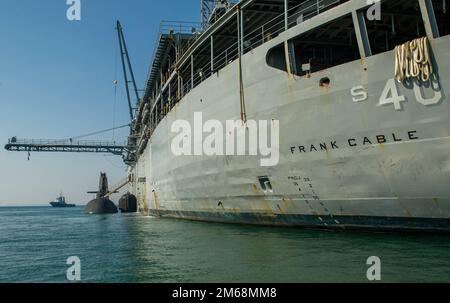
124 0 450 232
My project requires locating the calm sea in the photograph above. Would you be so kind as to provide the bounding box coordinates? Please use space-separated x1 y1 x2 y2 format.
0 206 449 283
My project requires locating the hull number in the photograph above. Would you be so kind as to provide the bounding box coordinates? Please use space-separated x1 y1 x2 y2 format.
352 79 443 110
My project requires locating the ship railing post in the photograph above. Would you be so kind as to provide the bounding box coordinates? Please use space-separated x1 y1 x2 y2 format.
237 5 247 122
261 24 265 43
284 0 288 30
418 0 440 39
180 76 184 99
237 7 241 57
177 69 181 101
151 112 154 129
283 0 292 77
168 82 172 109
191 54 194 90
240 8 244 56
352 10 372 58
210 35 214 72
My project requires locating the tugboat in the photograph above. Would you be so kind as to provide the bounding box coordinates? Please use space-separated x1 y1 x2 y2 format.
50 194 76 208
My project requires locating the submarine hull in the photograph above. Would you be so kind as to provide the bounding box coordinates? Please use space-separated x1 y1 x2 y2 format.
84 198 118 214
119 193 137 213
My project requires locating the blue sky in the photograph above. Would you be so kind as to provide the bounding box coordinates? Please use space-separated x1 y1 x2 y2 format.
0 0 199 205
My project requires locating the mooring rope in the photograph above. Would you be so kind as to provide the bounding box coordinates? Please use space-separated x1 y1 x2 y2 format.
394 37 433 83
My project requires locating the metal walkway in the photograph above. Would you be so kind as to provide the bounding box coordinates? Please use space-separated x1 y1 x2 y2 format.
4 138 127 156
103 177 130 198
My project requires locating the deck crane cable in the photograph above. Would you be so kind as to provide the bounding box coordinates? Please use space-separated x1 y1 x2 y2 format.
113 80 118 141
66 124 131 141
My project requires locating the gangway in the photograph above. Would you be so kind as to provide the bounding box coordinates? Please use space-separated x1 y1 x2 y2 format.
4 138 127 156
102 177 130 198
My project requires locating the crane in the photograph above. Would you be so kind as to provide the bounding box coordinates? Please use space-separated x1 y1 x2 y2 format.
4 21 141 161
4 124 129 157
116 20 140 122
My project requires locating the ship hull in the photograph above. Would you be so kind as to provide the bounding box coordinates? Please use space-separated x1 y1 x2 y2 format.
50 203 76 208
149 210 450 232
130 34 450 233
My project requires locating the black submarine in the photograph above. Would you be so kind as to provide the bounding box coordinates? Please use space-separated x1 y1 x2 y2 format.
119 192 137 213
85 173 118 214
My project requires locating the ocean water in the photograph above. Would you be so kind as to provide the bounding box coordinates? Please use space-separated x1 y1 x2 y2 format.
0 206 449 283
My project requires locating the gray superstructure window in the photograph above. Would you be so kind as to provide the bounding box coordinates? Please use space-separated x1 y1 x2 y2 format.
266 44 287 72
266 14 360 75
364 0 426 55
432 0 450 37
